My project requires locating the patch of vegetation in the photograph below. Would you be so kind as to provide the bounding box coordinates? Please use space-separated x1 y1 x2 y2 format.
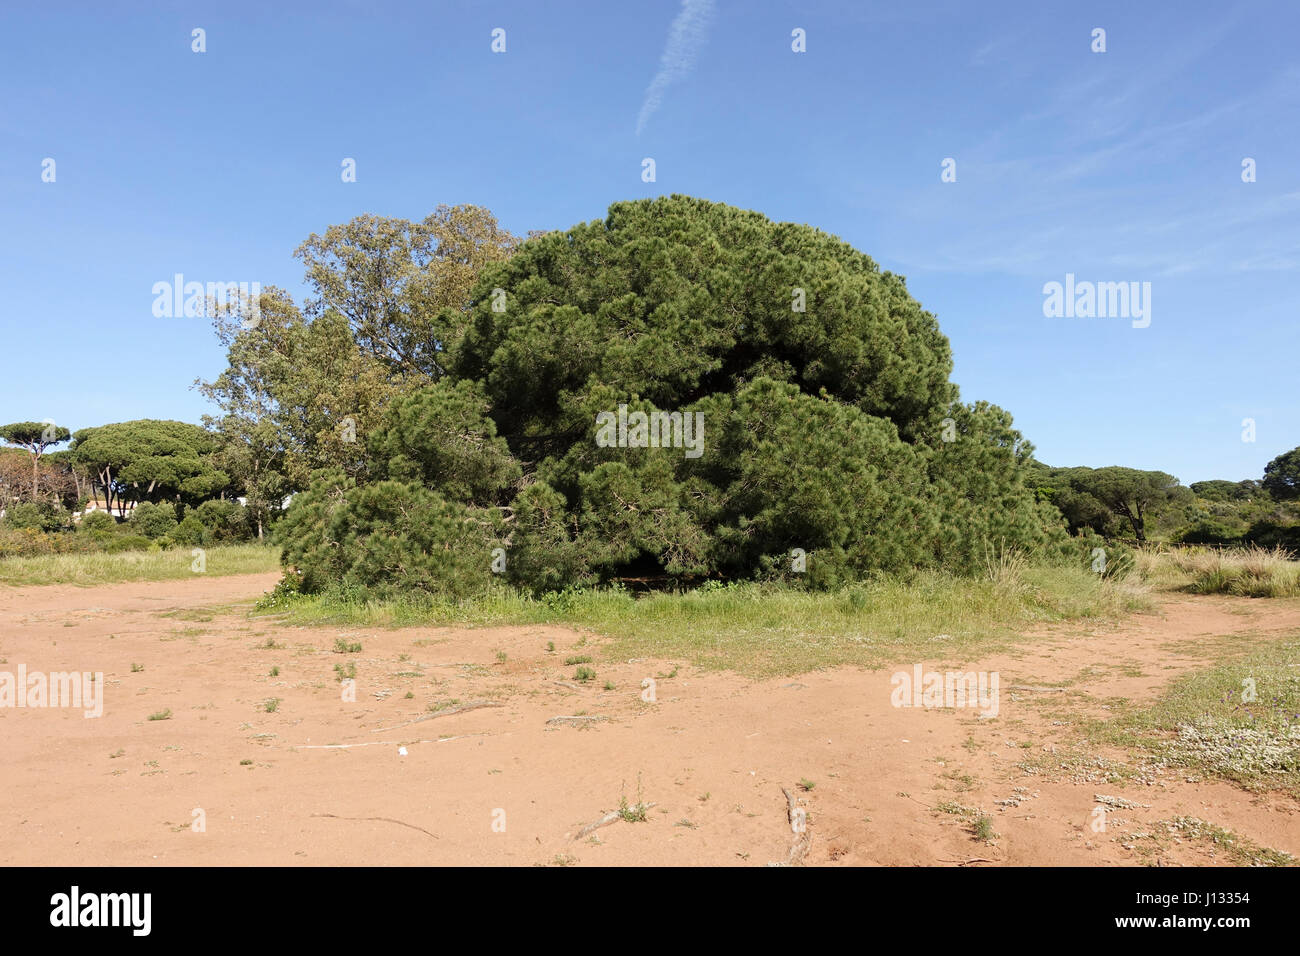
258 565 1149 678
1160 816 1294 867
618 775 650 823
0 543 278 587
1139 546 1300 598
1132 641 1300 795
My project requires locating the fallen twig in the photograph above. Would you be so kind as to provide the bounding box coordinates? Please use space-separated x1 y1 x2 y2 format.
570 803 657 841
312 812 437 840
371 700 502 733
297 733 488 750
546 715 609 727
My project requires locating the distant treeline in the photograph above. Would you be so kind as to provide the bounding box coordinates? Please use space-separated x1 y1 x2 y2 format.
1025 456 1300 551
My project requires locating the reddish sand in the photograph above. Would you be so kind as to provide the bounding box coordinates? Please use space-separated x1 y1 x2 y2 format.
1 573 1297 866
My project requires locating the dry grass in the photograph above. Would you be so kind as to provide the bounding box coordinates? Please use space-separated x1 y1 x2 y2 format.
1137 545 1300 598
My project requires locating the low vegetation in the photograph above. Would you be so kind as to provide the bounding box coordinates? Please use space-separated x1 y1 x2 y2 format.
1126 640 1300 797
1137 545 1300 598
0 543 277 587
255 560 1149 677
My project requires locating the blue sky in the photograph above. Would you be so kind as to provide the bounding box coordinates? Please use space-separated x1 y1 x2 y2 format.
1 0 1296 484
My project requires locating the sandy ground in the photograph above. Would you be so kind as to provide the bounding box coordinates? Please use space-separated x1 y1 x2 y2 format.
1 573 1297 866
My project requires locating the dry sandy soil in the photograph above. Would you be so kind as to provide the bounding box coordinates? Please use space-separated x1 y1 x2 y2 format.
1 573 1298 866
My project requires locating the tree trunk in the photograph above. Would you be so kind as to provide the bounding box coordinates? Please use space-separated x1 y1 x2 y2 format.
1129 513 1146 542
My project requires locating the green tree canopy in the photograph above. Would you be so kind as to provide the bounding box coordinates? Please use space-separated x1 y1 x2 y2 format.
1059 466 1190 542
296 204 521 378
70 420 229 515
0 421 72 499
1262 446 1300 501
277 196 1065 596
1190 479 1261 502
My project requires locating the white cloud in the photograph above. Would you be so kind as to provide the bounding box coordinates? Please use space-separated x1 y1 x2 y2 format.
636 0 716 136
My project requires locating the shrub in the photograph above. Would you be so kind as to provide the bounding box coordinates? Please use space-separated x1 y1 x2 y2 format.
76 511 118 535
1244 519 1300 553
3 501 69 533
130 501 178 540
193 499 252 542
275 470 503 599
101 534 155 554
166 514 209 547
1177 519 1240 546
0 525 57 558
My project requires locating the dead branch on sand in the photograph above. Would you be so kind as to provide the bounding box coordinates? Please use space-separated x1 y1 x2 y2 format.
371 700 502 733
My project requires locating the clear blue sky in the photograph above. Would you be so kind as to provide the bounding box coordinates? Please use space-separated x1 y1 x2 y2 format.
1 0 1296 484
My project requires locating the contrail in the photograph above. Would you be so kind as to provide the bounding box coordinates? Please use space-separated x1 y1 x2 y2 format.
636 0 716 136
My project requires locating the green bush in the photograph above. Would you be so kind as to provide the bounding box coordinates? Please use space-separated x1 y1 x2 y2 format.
1244 519 1300 554
76 511 118 535
0 525 57 558
193 499 252 542
3 501 70 533
1069 531 1136 580
101 534 155 554
275 470 503 599
1177 519 1240 546
166 514 209 547
130 502 178 540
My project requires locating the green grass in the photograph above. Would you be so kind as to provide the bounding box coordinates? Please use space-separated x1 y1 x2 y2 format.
256 564 1150 678
0 543 279 587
